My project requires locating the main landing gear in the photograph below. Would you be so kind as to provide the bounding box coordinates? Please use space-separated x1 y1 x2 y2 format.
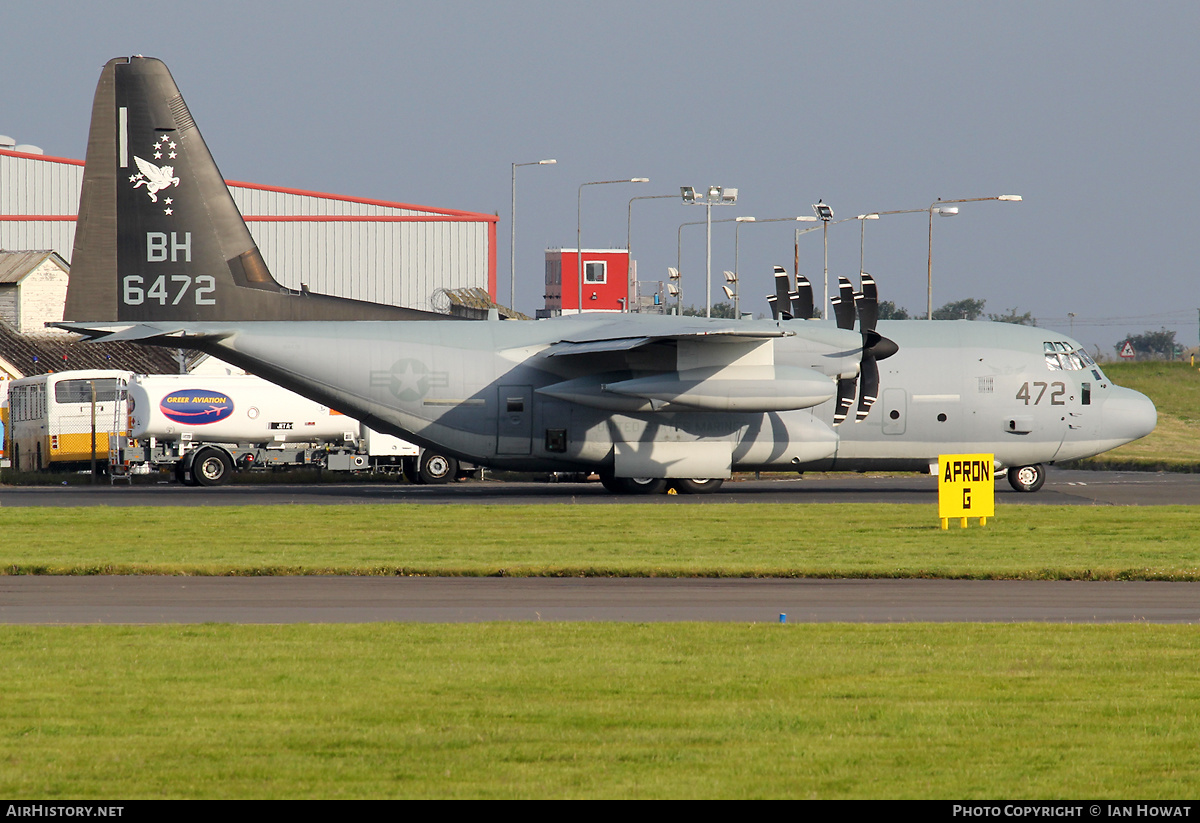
1006 463 1046 493
598 473 725 495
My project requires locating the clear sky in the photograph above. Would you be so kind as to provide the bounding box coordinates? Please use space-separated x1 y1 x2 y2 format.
5 0 1196 355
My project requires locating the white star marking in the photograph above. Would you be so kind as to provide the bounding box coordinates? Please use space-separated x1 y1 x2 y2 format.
391 362 425 398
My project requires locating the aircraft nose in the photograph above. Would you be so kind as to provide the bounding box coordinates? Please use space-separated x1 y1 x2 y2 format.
1105 386 1157 445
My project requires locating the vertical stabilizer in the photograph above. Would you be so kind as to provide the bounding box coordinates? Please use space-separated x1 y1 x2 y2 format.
66 56 448 322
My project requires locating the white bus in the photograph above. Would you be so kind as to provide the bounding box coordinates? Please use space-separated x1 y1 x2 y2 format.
5 370 129 472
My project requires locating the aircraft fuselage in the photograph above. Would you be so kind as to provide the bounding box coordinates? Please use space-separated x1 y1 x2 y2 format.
180 314 1154 480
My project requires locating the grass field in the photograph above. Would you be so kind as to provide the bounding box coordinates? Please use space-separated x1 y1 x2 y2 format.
2 623 1198 799
2 503 1200 579
1074 361 1200 469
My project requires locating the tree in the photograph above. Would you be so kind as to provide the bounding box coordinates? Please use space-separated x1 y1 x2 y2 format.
681 302 736 319
877 300 910 320
987 307 1036 325
1118 328 1177 359
932 298 987 320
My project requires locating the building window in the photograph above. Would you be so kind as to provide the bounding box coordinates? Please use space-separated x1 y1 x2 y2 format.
584 261 607 284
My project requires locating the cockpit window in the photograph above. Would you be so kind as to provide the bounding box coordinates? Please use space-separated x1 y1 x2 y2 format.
1044 341 1092 372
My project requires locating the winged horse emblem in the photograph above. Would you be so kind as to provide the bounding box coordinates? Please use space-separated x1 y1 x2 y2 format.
132 156 181 202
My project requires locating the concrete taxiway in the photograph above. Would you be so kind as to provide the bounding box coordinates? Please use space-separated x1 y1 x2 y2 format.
1 469 1197 507
3 577 1199 625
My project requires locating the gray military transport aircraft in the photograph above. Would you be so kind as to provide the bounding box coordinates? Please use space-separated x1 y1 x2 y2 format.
54 56 1157 494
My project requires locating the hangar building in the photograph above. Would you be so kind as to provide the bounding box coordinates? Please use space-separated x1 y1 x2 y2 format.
1 144 498 314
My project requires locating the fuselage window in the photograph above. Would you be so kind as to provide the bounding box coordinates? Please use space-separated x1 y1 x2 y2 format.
1081 382 1091 405
1044 342 1094 372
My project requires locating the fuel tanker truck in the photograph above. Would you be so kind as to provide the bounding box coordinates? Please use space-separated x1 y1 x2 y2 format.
120 373 466 486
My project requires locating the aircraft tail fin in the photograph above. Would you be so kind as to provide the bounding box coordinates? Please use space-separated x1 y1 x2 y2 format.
65 56 448 323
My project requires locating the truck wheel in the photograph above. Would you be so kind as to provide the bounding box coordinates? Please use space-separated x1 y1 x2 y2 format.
669 478 724 495
417 452 458 485
174 459 197 486
402 457 419 484
1007 463 1046 493
194 448 233 487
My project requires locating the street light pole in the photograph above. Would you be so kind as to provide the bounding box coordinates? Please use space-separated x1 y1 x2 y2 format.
577 177 648 315
732 216 818 319
510 159 556 311
734 216 754 319
626 194 675 313
812 201 834 315
925 195 1022 319
678 215 748 316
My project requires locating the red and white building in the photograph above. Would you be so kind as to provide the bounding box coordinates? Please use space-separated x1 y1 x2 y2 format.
542 248 632 315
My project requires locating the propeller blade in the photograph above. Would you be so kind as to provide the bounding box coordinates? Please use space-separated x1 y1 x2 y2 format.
794 275 814 319
773 266 791 318
856 355 879 421
832 277 856 330
833 377 856 426
766 294 780 320
855 272 878 333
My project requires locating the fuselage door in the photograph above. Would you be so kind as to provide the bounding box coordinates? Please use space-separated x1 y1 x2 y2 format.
497 385 533 455
881 388 907 435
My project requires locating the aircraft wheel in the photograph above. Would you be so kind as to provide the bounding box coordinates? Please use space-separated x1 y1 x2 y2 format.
599 472 624 493
669 478 725 495
1007 463 1046 493
193 448 233 487
601 476 667 495
417 452 458 485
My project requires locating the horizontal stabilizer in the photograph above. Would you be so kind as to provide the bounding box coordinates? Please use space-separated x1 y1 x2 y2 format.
50 321 231 344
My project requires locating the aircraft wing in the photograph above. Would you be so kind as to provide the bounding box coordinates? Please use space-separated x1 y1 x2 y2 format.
537 324 841 414
545 328 794 358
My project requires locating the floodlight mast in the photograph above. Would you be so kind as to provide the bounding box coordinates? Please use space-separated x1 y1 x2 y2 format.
681 185 739 316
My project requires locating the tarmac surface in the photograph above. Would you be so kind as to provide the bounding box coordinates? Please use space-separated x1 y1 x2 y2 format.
3 469 1196 625
4 577 1200 625
2 468 1199 507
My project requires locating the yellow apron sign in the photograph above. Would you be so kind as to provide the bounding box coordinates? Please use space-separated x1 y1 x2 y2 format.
938 453 995 529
